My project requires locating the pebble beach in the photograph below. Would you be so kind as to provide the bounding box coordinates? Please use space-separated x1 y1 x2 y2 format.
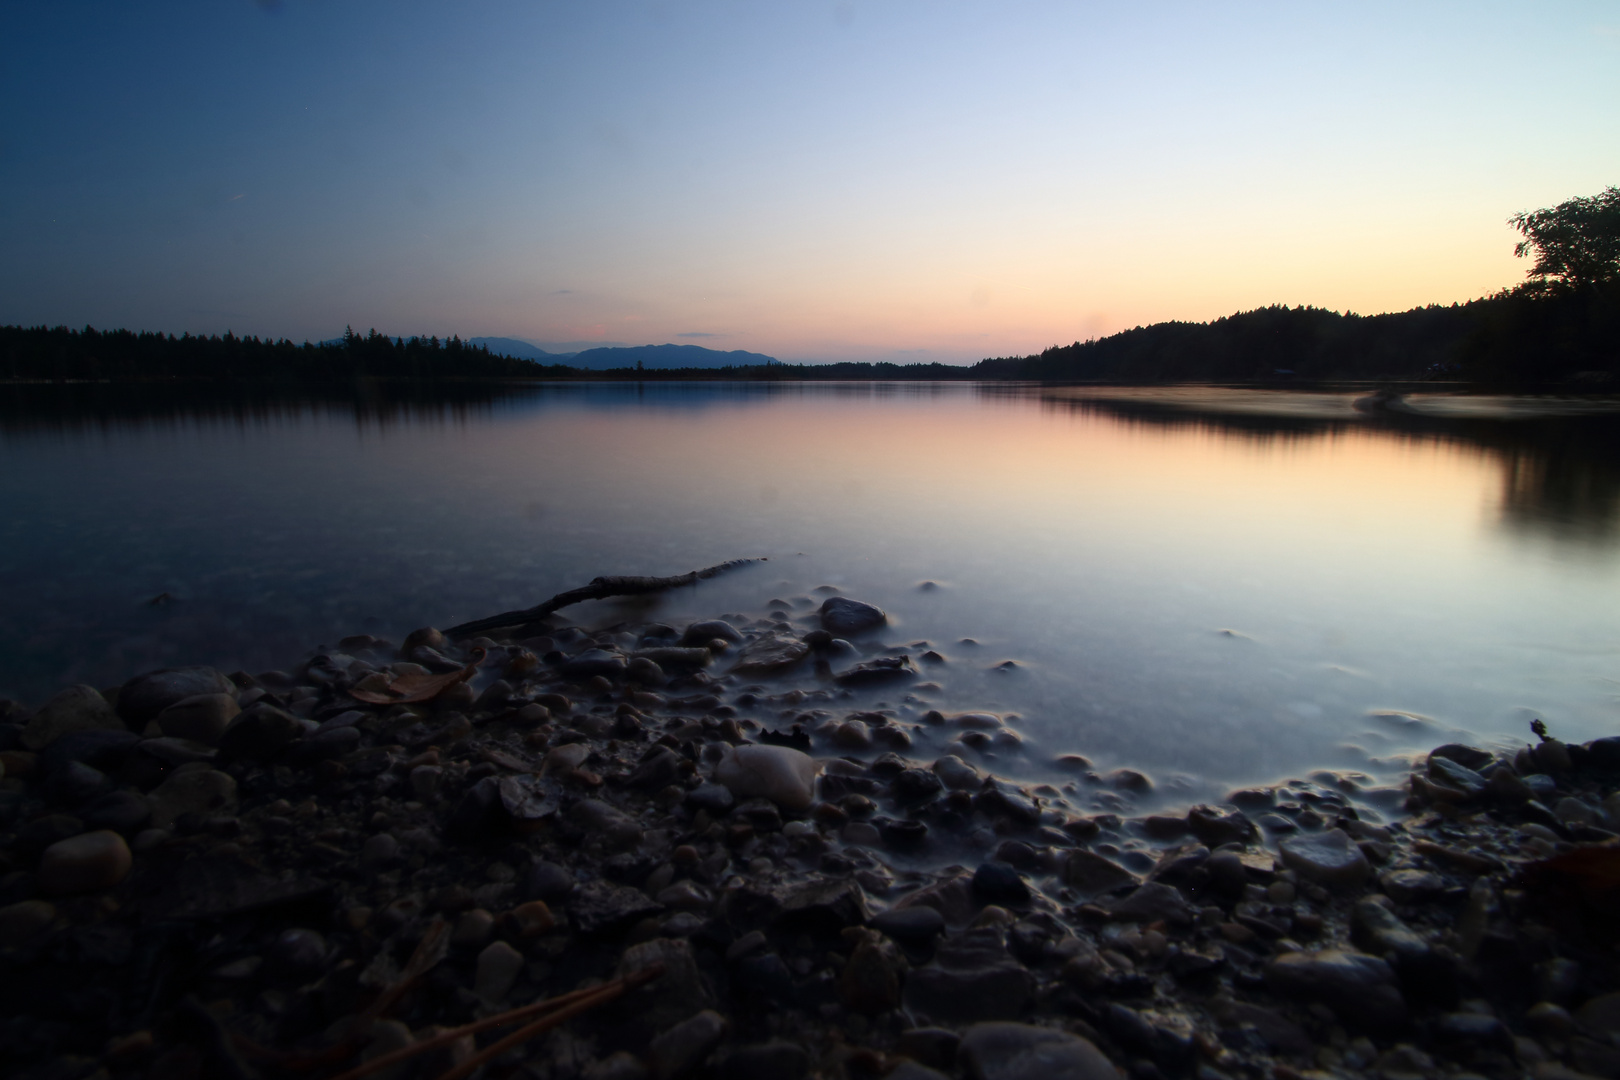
2 591 1619 1080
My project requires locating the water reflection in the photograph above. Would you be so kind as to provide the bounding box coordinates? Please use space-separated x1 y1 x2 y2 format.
1026 386 1620 543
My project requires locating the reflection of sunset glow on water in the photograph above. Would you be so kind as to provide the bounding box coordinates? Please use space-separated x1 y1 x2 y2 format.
3 384 1617 802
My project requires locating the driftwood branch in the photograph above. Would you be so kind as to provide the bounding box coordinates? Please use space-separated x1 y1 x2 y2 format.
444 557 766 639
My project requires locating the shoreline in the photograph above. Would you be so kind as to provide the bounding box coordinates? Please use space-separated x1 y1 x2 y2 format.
2 597 1619 1080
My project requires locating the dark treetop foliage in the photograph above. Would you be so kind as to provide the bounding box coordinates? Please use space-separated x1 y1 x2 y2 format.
0 325 571 382
1510 186 1620 293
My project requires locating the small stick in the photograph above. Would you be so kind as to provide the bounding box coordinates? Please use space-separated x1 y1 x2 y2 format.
322 963 665 1080
444 558 765 639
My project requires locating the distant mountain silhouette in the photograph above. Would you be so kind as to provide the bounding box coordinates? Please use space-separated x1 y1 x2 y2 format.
567 343 777 371
468 337 577 361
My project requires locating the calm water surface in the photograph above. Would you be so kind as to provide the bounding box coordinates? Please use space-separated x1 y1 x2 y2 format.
4 382 1618 804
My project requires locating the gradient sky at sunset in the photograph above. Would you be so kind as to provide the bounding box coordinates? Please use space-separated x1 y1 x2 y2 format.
3 2 1616 363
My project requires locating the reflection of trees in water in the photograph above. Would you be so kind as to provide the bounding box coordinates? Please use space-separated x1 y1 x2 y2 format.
1035 392 1620 545
0 379 514 435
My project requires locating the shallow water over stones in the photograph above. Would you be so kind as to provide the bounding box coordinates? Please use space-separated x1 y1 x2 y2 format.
5 382 1620 801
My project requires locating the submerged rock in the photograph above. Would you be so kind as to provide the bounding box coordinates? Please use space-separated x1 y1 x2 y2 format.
819 596 887 635
714 745 818 810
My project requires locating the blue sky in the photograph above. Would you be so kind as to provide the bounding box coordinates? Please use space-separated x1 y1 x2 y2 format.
2 1 1616 363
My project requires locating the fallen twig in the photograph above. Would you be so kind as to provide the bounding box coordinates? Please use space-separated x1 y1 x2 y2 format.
319 963 666 1080
444 558 765 639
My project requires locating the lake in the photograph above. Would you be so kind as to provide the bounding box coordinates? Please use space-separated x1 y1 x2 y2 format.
4 381 1618 807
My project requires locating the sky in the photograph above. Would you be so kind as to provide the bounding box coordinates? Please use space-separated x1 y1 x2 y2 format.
2 2 1616 365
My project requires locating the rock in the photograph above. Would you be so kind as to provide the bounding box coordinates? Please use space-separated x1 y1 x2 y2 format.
1264 949 1408 1035
36 728 140 779
292 725 361 762
1380 868 1445 904
571 880 663 936
353 1022 413 1080
626 657 667 687
895 768 945 803
14 813 85 854
618 937 715 1029
1576 991 1620 1038
474 940 524 1001
360 833 400 869
1583 737 1620 772
730 635 810 675
648 1010 727 1080
155 694 240 745
569 799 643 849
777 877 870 930
1203 850 1248 896
118 666 236 728
271 928 327 974
451 909 495 948
933 755 981 791
1430 743 1493 771
841 928 906 1012
719 1042 809 1080
634 647 713 671
1555 797 1600 827
1428 755 1487 796
445 776 505 842
903 928 1035 1024
959 1022 1123 1080
1061 850 1140 899
1351 899 1430 962
410 765 443 799
80 790 151 835
1108 882 1193 926
685 783 734 813
43 760 110 805
1105 769 1153 794
682 620 743 646
22 685 121 751
584 1051 648 1080
714 745 818 810
1278 828 1370 891
896 1028 961 1070
872 905 946 944
526 861 575 902
887 1064 950 1080
972 863 1031 906
1188 805 1255 847
38 830 132 895
819 597 886 635
149 768 237 829
837 655 917 687
563 649 626 679
217 704 303 763
510 900 556 936
0 899 56 948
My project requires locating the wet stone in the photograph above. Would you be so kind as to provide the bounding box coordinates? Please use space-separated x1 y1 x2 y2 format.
872 905 946 944
38 829 132 895
903 928 1035 1024
155 693 240 745
474 939 524 1001
714 744 818 810
80 789 151 835
1188 804 1256 847
571 880 664 936
819 596 886 635
1278 827 1370 891
1062 849 1140 899
959 1021 1122 1080
1108 881 1194 925
148 768 237 829
0 899 56 949
685 782 734 812
1380 867 1445 904
894 768 945 803
22 685 122 751
648 1009 727 1080
1264 948 1408 1036
972 862 1031 906
719 1042 808 1080
43 760 109 805
118 666 237 728
218 703 304 763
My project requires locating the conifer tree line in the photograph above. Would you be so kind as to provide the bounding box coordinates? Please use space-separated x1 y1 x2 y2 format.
0 325 570 382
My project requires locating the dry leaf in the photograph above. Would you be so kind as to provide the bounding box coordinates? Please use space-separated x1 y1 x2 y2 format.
349 648 486 704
